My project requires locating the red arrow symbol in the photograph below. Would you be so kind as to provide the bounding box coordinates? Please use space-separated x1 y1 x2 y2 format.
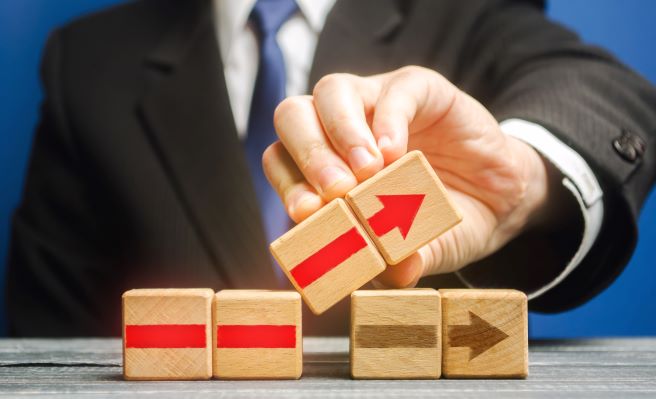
367 194 425 239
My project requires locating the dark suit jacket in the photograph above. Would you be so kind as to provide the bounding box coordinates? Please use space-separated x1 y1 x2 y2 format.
6 0 656 336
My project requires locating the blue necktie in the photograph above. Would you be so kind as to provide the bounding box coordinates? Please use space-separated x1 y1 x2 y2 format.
245 0 298 280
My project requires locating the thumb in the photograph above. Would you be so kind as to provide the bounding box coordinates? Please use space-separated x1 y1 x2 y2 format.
372 246 432 289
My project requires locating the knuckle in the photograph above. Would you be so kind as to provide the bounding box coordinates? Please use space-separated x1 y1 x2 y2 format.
394 65 444 90
324 111 360 139
261 142 279 173
372 115 395 136
396 65 428 79
297 142 326 173
274 177 288 200
273 96 311 128
313 73 351 96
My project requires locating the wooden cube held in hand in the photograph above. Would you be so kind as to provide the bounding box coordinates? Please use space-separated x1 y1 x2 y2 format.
441 289 528 378
270 199 386 315
350 289 442 379
122 288 213 380
345 151 462 265
213 290 302 379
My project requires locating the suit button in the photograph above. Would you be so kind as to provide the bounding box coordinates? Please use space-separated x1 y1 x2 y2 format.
613 129 646 163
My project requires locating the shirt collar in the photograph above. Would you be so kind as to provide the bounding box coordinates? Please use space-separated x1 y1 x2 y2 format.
214 0 336 62
297 0 336 33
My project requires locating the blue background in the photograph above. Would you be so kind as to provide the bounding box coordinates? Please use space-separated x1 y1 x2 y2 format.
0 0 654 337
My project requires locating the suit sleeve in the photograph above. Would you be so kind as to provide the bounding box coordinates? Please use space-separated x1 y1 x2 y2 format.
5 29 115 336
452 0 656 312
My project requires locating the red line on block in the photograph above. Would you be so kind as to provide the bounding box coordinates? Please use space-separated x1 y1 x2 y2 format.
125 324 206 348
217 325 296 348
290 227 367 289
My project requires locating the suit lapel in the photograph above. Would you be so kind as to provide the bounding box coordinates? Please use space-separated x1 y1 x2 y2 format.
309 0 405 87
135 0 409 291
139 0 277 289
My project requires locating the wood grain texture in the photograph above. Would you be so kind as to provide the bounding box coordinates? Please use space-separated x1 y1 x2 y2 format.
270 199 385 315
350 289 441 379
213 290 302 379
345 151 462 265
1 338 656 397
122 288 213 381
441 289 528 378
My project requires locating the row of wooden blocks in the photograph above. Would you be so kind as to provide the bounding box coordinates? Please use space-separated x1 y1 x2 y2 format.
123 288 527 380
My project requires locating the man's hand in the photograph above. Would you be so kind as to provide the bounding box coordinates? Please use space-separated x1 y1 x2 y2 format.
262 66 550 288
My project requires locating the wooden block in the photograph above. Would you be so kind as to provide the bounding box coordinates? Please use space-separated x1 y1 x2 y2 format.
441 289 528 378
345 150 461 265
213 290 302 379
122 288 213 380
350 289 441 379
270 198 386 315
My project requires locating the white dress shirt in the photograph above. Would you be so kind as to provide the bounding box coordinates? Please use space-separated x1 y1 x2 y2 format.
212 0 604 300
215 0 335 138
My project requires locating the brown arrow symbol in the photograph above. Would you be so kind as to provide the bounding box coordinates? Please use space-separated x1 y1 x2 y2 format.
448 311 509 361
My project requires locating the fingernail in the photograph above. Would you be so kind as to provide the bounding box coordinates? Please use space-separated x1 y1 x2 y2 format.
318 166 349 192
348 146 376 172
377 136 392 151
288 191 315 216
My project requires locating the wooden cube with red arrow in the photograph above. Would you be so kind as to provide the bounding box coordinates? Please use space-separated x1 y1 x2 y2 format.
122 288 214 380
212 290 302 379
441 289 528 378
345 150 462 265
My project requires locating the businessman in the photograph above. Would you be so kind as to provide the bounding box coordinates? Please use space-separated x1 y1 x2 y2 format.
6 0 656 336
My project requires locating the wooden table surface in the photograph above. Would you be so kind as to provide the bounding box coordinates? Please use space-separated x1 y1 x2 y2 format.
1 337 655 398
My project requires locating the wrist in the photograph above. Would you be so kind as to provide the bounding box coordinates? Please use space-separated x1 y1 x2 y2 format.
495 137 550 242
518 138 551 230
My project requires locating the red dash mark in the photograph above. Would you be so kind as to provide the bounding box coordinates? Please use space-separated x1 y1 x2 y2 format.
125 324 206 348
217 325 296 348
290 227 367 289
